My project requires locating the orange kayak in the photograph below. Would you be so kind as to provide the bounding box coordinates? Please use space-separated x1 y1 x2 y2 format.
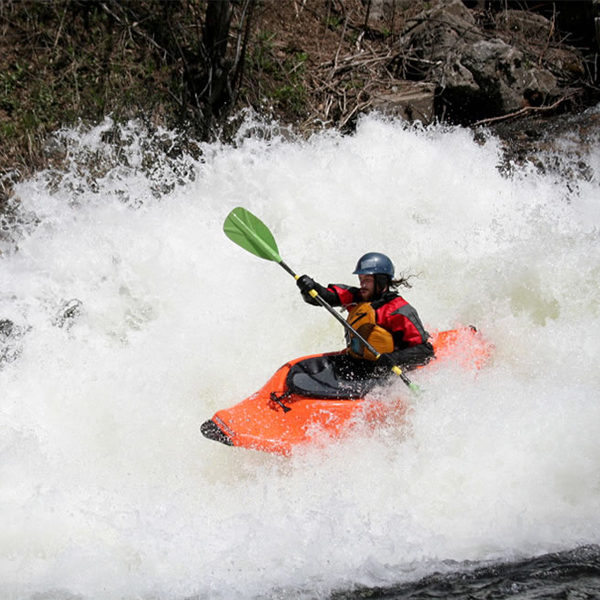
201 326 491 455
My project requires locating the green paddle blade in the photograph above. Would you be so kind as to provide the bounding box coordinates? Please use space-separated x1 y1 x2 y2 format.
223 207 282 263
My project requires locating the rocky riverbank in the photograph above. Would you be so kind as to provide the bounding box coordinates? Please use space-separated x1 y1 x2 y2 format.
1 0 599 211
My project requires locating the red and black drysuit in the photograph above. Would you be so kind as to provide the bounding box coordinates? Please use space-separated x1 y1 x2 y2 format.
301 282 434 372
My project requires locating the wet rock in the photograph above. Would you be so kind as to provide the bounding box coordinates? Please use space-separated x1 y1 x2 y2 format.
0 319 15 337
484 105 600 181
53 298 83 328
0 319 28 366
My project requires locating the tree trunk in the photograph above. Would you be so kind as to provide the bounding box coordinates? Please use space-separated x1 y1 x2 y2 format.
203 0 234 116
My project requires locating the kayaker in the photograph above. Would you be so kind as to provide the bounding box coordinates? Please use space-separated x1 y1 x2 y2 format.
296 252 434 371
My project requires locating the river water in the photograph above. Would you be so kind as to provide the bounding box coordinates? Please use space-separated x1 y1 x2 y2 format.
1 111 599 599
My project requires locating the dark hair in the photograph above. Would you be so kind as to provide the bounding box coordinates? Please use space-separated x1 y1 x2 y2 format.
373 272 415 297
389 273 415 290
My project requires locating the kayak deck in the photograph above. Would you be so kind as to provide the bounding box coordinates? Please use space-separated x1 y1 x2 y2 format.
201 326 491 455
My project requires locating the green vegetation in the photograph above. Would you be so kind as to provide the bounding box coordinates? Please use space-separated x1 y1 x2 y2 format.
0 0 180 198
0 0 598 208
244 32 309 118
0 1 317 199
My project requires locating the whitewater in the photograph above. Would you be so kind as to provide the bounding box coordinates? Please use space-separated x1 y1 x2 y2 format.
1 112 599 599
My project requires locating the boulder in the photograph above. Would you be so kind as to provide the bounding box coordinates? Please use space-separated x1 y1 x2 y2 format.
369 81 436 124
395 0 576 123
497 9 554 40
462 38 558 110
365 0 415 33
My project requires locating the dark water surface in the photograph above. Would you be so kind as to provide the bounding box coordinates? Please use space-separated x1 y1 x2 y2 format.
335 546 600 599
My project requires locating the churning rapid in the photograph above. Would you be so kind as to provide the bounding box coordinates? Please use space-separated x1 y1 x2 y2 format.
1 112 599 600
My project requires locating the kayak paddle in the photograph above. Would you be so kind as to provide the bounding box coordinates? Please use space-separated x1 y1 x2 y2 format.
223 206 420 393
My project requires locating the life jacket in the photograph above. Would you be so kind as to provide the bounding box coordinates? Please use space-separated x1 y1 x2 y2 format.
345 302 394 360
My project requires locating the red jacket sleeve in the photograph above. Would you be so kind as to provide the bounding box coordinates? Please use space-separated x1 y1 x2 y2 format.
376 297 429 348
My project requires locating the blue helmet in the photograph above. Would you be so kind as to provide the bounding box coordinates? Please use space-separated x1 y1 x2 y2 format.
353 252 395 278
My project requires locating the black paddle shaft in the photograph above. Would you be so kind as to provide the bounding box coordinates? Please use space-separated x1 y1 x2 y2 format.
222 206 418 392
279 259 416 390
279 260 381 358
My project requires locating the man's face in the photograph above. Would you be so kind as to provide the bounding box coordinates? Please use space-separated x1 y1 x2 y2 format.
358 274 376 301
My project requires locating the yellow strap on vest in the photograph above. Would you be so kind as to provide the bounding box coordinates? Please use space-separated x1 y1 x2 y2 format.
345 302 394 361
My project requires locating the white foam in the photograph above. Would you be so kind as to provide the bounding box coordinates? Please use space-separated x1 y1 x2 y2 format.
1 113 599 599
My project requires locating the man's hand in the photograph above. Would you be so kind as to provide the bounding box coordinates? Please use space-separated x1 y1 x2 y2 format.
376 353 397 370
296 274 316 295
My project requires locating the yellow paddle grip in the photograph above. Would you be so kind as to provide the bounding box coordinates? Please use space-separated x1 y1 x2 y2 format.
295 275 319 298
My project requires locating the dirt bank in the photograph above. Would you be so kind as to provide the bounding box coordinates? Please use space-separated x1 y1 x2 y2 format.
1 0 599 209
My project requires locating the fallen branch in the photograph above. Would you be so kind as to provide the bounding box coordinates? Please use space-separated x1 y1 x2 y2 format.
473 92 579 127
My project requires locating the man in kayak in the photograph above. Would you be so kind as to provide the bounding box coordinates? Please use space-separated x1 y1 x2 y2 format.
296 252 434 373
